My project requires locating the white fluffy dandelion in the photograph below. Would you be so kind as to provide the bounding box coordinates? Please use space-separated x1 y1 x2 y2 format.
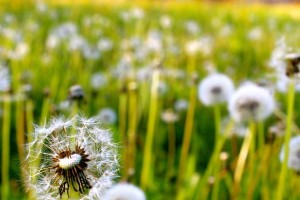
103 183 146 200
174 99 189 112
0 62 11 92
161 109 178 123
228 83 275 123
198 73 234 106
98 108 117 125
280 136 300 172
24 115 118 199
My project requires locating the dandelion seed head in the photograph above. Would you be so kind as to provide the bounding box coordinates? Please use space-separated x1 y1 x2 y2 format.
161 109 178 123
98 108 117 125
185 20 200 35
228 83 275 123
103 183 146 200
24 115 118 199
174 99 189 112
198 73 234 106
160 15 172 28
0 62 11 92
280 136 300 172
69 85 85 101
90 72 107 90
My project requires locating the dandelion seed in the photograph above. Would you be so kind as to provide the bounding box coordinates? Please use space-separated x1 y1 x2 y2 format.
161 109 178 123
103 183 146 200
198 73 234 106
68 85 85 102
130 7 144 20
97 38 113 52
280 136 300 172
174 99 189 112
285 53 300 78
268 37 288 70
228 83 275 123
185 20 200 35
0 62 11 92
24 115 118 199
268 121 285 138
247 27 263 41
221 117 248 138
90 72 107 90
68 35 87 52
160 15 172 28
98 108 117 125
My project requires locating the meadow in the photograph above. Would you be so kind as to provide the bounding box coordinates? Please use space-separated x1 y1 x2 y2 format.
1 1 300 199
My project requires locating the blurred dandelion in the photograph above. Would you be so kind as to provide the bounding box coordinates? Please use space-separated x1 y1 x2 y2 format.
0 62 11 92
103 183 146 200
280 136 300 172
198 73 234 106
174 99 189 112
98 108 117 125
228 83 275 123
68 85 85 102
90 72 107 90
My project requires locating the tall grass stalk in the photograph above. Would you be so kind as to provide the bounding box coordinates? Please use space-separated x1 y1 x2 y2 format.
141 68 160 189
2 94 11 200
276 81 295 200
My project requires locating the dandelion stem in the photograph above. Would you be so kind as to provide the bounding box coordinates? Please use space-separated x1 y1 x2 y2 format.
16 98 26 185
210 105 222 200
195 120 234 199
167 122 176 179
214 105 221 139
141 68 160 189
176 81 196 191
127 86 137 180
258 121 265 151
176 55 197 192
26 99 34 139
119 90 128 179
233 122 255 198
2 94 11 200
276 81 295 200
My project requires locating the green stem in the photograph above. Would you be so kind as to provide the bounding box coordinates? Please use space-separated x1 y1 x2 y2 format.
258 121 265 151
2 94 11 200
177 55 197 197
233 122 255 198
214 105 221 139
26 99 34 138
176 82 196 191
141 69 160 189
276 81 295 200
195 120 234 199
16 99 26 186
119 91 127 179
127 87 137 180
210 105 222 200
167 122 176 179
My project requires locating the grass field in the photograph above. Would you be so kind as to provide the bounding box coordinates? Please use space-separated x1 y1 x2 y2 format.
1 1 300 199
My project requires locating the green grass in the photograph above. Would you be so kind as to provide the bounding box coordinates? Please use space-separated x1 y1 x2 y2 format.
1 1 300 199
